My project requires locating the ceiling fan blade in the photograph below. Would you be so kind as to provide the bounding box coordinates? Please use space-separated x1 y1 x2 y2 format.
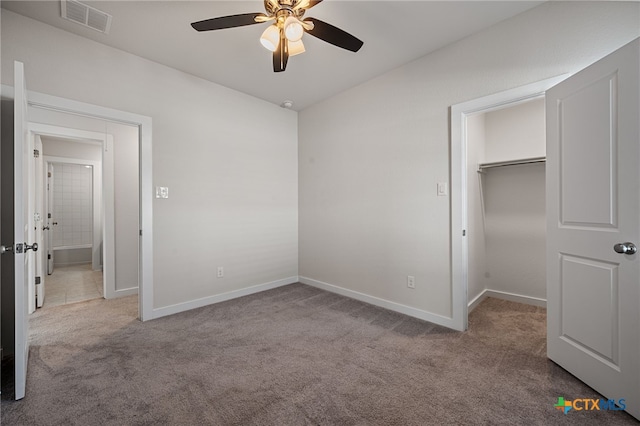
273 36 289 72
304 18 363 52
191 13 267 32
293 0 323 11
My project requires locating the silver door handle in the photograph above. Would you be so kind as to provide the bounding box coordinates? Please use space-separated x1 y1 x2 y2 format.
24 243 38 252
0 245 13 254
614 242 637 255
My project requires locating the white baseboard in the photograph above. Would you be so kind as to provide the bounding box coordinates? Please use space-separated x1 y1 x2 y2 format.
467 290 488 313
53 261 92 267
468 288 546 312
113 287 138 298
152 276 299 320
299 276 455 329
104 283 138 300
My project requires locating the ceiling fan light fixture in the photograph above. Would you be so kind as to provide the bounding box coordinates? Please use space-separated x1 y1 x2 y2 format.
284 16 304 42
288 39 305 56
260 24 280 51
191 0 364 73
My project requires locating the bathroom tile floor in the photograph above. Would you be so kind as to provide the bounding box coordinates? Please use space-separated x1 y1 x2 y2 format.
43 264 103 308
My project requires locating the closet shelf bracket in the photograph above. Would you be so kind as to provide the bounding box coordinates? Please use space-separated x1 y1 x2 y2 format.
477 156 546 172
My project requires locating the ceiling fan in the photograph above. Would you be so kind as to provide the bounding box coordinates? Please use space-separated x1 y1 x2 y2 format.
191 0 364 72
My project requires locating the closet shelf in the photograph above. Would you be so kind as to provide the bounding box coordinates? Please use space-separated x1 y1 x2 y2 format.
477 156 546 172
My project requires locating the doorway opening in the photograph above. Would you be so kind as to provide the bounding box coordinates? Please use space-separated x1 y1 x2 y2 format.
21 89 154 322
29 109 141 311
449 75 568 331
465 98 547 313
44 159 102 308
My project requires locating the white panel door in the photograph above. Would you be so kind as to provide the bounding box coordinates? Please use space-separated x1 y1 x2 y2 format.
546 39 639 420
14 61 35 400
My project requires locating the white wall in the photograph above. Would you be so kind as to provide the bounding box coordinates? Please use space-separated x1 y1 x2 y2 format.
483 163 546 300
485 99 546 163
107 120 139 292
466 113 487 304
1 9 298 312
42 138 102 162
299 2 639 320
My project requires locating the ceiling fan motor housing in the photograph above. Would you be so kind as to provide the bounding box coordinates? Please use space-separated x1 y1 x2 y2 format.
266 0 306 24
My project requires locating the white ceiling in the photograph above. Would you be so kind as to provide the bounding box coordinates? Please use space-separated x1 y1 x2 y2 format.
2 1 543 110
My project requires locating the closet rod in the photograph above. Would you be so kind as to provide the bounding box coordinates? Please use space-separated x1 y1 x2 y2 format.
477 156 546 172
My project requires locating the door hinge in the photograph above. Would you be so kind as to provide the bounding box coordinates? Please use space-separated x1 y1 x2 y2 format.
33 149 40 158
48 172 52 178
35 276 41 285
48 213 52 219
139 230 142 236
48 254 51 260
463 230 466 236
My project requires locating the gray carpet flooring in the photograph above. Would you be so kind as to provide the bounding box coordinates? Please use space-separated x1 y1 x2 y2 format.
1 283 636 425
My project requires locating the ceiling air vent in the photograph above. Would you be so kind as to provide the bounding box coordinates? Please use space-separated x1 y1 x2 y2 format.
61 0 112 34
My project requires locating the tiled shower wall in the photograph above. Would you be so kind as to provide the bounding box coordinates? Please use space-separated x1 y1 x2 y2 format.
52 163 93 248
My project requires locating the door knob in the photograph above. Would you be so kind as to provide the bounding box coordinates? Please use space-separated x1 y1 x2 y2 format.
614 242 637 255
0 245 13 254
24 243 38 252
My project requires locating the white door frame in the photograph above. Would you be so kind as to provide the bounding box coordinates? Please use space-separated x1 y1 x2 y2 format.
2 86 154 321
449 75 568 331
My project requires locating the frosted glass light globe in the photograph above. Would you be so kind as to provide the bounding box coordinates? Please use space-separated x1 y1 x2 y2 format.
260 25 280 52
284 16 304 42
288 39 305 56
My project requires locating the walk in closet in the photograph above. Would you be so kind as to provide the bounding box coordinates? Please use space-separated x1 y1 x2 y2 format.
466 98 547 308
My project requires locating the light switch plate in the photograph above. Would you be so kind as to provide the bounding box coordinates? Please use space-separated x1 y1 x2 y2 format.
437 182 448 196
156 186 169 199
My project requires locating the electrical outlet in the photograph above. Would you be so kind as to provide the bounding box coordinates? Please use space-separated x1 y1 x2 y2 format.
217 267 224 278
407 275 415 289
